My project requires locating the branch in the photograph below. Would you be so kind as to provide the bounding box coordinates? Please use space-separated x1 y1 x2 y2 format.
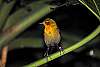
24 25 100 67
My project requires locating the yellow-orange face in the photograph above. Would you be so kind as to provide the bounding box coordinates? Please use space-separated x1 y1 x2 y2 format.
41 18 59 37
42 18 57 28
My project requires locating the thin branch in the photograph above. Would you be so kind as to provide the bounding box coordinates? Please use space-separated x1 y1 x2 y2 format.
92 0 100 16
79 0 100 21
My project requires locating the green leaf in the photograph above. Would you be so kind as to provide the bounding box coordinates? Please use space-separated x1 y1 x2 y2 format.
0 3 53 48
3 0 48 31
0 1 16 29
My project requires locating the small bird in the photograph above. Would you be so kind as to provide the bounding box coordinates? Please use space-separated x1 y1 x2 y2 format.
40 18 63 56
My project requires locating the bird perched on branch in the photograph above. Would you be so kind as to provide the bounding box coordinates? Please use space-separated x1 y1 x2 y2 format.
40 18 63 56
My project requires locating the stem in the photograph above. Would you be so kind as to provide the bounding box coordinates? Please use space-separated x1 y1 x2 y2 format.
24 25 100 67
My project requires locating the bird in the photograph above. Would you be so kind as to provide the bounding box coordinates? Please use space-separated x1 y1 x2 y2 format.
40 18 63 56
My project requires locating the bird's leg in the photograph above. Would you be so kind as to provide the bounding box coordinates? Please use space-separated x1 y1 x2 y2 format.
59 46 64 55
44 47 49 57
44 47 52 61
57 43 64 55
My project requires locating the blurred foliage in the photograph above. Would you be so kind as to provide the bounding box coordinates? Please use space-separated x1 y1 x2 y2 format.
0 0 53 48
3 0 48 31
0 0 16 30
8 33 81 51
0 0 3 5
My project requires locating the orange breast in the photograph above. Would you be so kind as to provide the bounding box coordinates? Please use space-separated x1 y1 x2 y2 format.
45 26 52 35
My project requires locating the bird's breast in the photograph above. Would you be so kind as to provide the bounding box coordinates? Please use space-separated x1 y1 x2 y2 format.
44 26 61 45
44 26 53 36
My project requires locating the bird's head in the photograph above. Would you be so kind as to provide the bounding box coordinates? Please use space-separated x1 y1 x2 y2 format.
40 18 57 28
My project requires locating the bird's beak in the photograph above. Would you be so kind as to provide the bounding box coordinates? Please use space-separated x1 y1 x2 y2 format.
39 22 45 25
39 22 43 24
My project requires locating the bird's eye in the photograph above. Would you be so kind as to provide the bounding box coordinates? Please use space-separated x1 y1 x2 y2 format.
45 21 50 25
